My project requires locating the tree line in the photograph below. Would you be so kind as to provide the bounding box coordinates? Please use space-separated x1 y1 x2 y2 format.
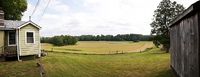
75 34 153 41
41 35 78 46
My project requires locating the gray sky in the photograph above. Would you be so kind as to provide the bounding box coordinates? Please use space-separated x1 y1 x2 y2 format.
22 0 198 37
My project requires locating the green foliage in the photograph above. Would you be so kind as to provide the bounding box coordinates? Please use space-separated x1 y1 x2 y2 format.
51 36 63 46
0 0 27 20
76 34 152 41
150 0 185 52
40 35 78 46
40 37 52 43
132 36 137 42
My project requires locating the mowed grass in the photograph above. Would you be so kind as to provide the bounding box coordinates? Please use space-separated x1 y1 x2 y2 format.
0 41 175 77
40 47 174 77
0 60 40 77
41 41 153 54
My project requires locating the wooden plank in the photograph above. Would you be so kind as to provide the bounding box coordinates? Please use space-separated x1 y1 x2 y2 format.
195 12 200 77
36 60 44 77
171 26 175 68
178 24 181 75
177 23 181 75
180 20 184 77
174 25 177 73
189 16 194 77
170 27 174 67
183 18 189 77
187 17 192 77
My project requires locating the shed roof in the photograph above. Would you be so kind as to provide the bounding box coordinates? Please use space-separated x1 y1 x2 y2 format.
169 1 200 28
0 20 42 30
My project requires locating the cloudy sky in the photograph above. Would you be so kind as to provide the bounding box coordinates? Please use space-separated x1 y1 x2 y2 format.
22 0 198 37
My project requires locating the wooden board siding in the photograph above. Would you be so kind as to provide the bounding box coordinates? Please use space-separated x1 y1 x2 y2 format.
170 12 199 77
19 24 40 56
169 1 200 77
0 31 4 54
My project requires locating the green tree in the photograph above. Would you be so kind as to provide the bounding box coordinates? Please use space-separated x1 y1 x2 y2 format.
150 0 185 52
96 35 100 41
0 0 27 20
51 36 63 46
132 36 137 42
71 37 78 45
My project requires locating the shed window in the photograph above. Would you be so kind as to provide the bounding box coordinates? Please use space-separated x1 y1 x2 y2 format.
26 32 34 44
9 32 16 45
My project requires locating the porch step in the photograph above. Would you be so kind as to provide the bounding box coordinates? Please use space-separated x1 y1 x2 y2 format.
1 51 17 57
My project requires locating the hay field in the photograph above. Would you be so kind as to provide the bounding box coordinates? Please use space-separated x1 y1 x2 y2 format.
41 41 153 54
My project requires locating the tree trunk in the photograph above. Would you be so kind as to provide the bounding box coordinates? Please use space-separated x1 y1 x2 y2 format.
166 48 169 53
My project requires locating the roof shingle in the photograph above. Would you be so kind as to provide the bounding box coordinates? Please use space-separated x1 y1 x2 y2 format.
0 20 27 30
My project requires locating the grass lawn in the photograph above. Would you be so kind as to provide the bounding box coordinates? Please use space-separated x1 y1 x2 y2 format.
0 41 174 77
0 60 40 77
39 47 174 77
41 41 153 54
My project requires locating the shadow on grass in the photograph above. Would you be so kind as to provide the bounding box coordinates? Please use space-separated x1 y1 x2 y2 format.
54 48 82 51
150 50 169 54
155 69 176 77
142 47 153 52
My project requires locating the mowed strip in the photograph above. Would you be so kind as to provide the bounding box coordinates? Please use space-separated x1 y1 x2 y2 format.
41 41 153 54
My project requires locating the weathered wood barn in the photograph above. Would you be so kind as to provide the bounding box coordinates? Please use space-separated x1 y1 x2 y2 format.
169 1 200 77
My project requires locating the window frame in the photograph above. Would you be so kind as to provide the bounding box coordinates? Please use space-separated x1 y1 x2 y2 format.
25 31 35 44
8 31 16 46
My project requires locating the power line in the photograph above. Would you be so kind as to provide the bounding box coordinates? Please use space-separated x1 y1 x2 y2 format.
38 0 51 24
31 0 40 16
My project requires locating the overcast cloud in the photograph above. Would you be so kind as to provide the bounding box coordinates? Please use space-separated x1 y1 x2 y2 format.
22 0 198 37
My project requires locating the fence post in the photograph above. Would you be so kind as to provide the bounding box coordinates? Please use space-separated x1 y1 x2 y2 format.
52 48 53 52
122 51 123 54
117 51 118 54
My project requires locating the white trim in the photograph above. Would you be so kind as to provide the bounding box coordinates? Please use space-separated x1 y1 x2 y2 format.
19 29 21 56
17 29 22 61
38 30 41 57
18 21 42 30
16 29 19 61
8 31 17 46
25 31 35 44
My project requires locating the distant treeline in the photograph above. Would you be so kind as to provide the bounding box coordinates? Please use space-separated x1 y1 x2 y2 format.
41 35 78 46
75 34 153 41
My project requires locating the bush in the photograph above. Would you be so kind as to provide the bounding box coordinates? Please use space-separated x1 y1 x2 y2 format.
41 35 78 46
